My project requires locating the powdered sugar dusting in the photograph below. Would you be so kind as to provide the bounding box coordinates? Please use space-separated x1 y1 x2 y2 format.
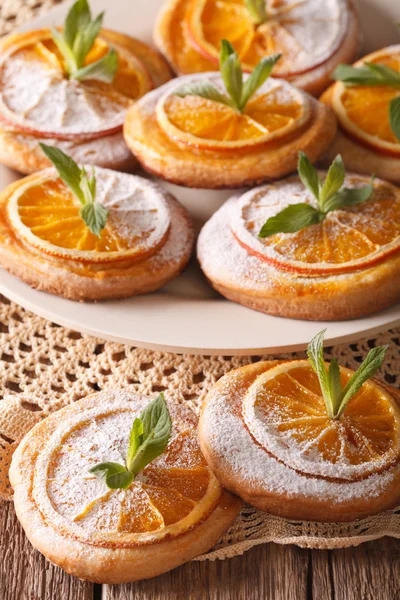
201 374 397 504
31 390 211 544
266 0 349 74
0 46 129 137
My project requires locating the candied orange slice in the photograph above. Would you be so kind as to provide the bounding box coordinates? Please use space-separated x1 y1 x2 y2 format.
7 169 170 263
156 76 309 150
232 176 400 275
33 396 223 546
242 360 400 481
187 0 346 75
0 31 152 139
332 48 400 155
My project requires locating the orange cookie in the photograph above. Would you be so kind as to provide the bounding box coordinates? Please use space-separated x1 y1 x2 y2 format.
0 166 194 301
0 25 172 174
155 0 359 96
197 172 400 320
321 45 400 184
10 390 242 583
199 356 400 522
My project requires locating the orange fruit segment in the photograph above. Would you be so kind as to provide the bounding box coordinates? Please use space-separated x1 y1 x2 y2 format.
332 48 400 154
156 77 309 150
37 400 223 546
242 360 400 481
187 0 346 74
233 177 400 275
7 170 171 263
0 31 152 139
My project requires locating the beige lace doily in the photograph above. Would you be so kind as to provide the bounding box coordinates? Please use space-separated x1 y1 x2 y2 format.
0 294 399 555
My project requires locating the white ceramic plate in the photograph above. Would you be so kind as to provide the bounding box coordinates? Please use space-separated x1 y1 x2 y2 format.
0 0 399 355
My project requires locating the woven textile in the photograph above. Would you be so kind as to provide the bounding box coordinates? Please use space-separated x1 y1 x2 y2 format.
0 0 399 557
0 295 399 554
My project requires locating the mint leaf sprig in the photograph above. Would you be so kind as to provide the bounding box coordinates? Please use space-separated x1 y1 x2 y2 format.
40 143 108 237
307 330 388 419
89 393 172 490
51 0 118 83
245 0 268 25
259 152 374 238
333 62 400 141
175 40 281 113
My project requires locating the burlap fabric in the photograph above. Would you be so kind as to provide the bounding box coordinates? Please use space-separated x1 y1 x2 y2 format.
0 0 399 557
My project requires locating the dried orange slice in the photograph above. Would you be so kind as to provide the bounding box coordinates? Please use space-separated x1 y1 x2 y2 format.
187 0 348 75
7 168 171 263
0 31 153 140
232 175 400 275
243 360 400 481
156 75 309 150
331 47 400 155
10 391 241 582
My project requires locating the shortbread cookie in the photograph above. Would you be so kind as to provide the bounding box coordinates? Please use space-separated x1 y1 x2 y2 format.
0 167 194 301
197 174 400 320
155 0 359 96
10 390 242 583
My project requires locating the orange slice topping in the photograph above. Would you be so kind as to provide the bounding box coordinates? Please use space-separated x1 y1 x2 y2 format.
232 176 400 275
243 360 400 481
34 398 223 546
156 75 309 150
187 0 346 75
332 47 400 155
7 169 170 263
0 31 153 139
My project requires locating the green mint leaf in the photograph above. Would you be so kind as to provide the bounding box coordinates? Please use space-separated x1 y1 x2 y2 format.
297 151 320 201
40 143 84 203
333 63 400 89
80 202 108 237
240 53 281 109
174 82 235 109
319 154 345 207
73 48 118 83
221 50 243 111
126 418 144 472
89 462 133 490
245 0 268 24
220 39 236 68
127 393 172 477
258 203 321 238
328 358 342 416
51 27 78 73
337 346 388 418
307 330 334 418
72 11 104 69
389 96 400 141
40 143 108 237
64 0 91 48
322 178 374 213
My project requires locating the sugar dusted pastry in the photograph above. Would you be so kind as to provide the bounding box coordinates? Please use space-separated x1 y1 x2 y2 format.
321 45 400 184
197 153 400 320
199 331 400 522
0 0 172 174
0 146 194 301
10 391 242 583
154 0 359 96
124 41 337 189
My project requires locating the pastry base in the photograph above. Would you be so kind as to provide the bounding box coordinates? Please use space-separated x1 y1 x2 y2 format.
199 361 400 522
124 94 337 189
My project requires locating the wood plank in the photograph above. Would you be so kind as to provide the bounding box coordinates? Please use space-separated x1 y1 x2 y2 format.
103 542 310 600
0 501 94 600
309 550 333 600
329 537 400 600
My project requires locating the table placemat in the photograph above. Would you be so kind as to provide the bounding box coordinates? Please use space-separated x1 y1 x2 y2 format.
0 0 399 558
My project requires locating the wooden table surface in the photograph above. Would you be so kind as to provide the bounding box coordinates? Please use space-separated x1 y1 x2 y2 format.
1 500 399 600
